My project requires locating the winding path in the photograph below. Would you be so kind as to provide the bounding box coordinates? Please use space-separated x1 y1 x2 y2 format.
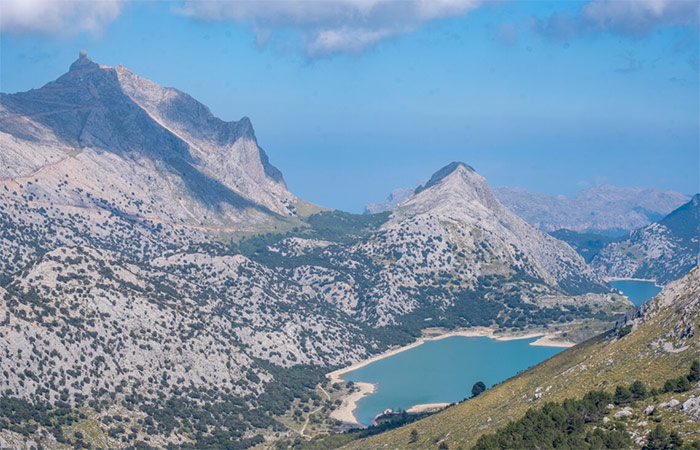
299 384 332 437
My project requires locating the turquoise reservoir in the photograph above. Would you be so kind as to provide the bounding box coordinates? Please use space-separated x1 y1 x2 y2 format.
342 336 561 426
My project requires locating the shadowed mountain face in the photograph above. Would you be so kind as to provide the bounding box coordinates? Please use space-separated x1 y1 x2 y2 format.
0 53 297 230
593 194 700 284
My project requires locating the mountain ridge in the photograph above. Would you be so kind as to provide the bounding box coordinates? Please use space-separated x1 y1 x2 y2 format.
593 194 699 284
493 184 690 234
0 52 300 232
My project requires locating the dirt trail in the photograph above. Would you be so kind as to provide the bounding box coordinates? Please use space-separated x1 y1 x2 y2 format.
299 384 332 437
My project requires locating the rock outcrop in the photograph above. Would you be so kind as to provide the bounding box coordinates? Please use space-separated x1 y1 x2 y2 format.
593 194 699 284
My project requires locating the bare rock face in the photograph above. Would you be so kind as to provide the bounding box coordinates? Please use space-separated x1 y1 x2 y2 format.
0 54 299 232
388 162 603 293
682 396 700 421
113 66 294 216
593 194 699 284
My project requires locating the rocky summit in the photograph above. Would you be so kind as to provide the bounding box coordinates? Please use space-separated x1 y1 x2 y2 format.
0 56 631 449
0 52 309 234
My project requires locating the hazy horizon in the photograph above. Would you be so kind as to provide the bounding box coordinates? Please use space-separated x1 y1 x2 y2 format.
2 0 698 212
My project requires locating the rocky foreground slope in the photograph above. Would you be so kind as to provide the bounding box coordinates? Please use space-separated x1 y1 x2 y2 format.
344 266 700 450
0 55 628 448
593 194 699 285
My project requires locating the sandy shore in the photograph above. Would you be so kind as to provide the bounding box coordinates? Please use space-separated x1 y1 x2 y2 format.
605 276 661 287
326 326 574 426
405 402 451 414
329 381 375 427
531 334 575 347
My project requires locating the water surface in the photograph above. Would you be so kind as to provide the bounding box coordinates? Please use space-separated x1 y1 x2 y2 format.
342 280 662 426
342 336 561 426
609 279 661 306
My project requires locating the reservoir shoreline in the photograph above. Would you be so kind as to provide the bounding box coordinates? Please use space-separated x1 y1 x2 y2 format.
326 326 573 426
604 276 661 287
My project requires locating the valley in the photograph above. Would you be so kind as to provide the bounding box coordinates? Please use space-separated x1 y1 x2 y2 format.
0 53 696 450
329 267 700 450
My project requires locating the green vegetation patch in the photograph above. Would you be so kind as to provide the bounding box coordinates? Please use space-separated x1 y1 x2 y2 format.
474 362 700 450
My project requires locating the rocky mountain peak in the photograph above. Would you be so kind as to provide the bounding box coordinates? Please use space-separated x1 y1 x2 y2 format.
68 51 99 73
0 53 298 229
384 161 603 293
403 162 500 217
414 161 475 194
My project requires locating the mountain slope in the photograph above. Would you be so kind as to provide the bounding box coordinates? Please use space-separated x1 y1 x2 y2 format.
344 266 700 449
593 194 699 284
549 229 621 263
0 52 303 232
386 162 603 294
256 163 623 332
493 185 690 234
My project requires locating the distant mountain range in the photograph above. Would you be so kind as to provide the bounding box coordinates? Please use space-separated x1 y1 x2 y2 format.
363 182 425 214
366 183 689 235
493 185 690 234
0 54 633 448
592 194 700 285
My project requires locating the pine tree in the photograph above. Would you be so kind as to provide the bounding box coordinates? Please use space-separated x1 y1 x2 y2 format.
471 381 486 397
614 386 632 405
645 424 683 449
630 380 647 399
689 360 700 383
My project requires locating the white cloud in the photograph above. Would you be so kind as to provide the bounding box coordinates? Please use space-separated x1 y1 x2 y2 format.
582 0 698 36
533 0 699 40
178 0 481 57
0 0 125 37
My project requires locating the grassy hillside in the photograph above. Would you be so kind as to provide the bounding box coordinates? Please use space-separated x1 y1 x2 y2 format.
342 267 700 450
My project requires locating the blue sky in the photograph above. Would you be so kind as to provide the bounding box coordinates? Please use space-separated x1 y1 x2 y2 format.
1 1 698 213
